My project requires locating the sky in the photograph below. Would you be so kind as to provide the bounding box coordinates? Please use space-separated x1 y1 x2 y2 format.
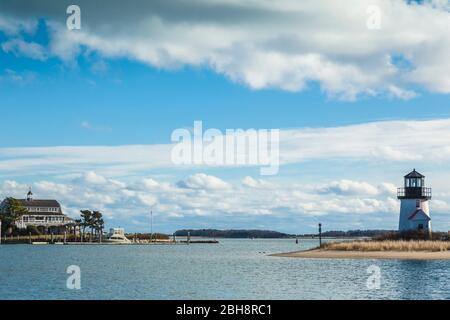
0 0 450 234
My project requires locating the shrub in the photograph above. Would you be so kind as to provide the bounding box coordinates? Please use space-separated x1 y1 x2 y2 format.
26 225 42 236
373 230 447 241
322 240 450 252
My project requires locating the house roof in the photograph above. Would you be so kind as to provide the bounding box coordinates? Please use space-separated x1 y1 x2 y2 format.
405 169 425 179
17 199 65 216
16 199 61 208
408 209 431 221
1 198 69 217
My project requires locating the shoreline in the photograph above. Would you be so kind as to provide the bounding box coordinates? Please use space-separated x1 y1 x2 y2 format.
271 249 450 260
0 240 219 246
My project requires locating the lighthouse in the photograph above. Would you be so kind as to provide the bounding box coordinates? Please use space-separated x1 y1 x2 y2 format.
397 169 432 232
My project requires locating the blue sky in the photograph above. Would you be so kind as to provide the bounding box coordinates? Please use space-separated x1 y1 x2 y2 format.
1 0 450 234
2 52 450 148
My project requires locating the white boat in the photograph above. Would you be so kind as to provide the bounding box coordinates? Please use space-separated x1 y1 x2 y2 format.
104 228 131 244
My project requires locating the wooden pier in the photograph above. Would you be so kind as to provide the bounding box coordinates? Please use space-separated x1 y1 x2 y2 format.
0 234 219 245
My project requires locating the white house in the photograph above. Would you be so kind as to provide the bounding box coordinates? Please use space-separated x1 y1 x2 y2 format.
0 190 73 234
397 169 432 232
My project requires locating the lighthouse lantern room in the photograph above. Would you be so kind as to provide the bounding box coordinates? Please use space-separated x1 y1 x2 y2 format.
397 169 432 232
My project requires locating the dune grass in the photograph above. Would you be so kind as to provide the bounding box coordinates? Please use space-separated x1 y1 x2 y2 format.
322 240 450 252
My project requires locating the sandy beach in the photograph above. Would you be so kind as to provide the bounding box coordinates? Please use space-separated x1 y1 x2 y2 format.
272 249 450 260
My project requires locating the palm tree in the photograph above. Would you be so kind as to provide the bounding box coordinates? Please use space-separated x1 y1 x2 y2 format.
0 198 28 235
79 210 93 242
92 211 104 241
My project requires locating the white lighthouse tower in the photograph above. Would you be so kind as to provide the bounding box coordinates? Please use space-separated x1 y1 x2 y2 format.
397 169 432 232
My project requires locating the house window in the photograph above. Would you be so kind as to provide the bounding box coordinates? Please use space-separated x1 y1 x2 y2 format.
418 224 424 230
416 200 421 208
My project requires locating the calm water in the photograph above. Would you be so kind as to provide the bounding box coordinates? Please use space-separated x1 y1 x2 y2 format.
1 238 450 300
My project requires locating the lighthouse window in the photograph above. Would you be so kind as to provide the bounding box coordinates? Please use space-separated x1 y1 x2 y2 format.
405 178 419 187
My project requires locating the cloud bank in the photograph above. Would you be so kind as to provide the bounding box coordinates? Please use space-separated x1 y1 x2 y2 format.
0 172 412 231
0 0 449 99
0 118 449 177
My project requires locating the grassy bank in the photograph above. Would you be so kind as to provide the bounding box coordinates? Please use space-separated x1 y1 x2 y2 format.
322 240 450 252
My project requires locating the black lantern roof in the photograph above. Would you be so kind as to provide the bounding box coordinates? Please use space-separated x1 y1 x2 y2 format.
404 169 425 179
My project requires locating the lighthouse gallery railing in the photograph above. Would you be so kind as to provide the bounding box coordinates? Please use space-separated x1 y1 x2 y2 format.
397 187 432 199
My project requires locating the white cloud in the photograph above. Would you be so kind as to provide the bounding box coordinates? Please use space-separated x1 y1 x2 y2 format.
0 69 37 85
141 178 160 189
177 173 230 190
370 146 422 161
315 180 399 198
316 180 380 196
73 171 108 185
0 15 37 35
26 0 450 99
279 118 450 165
0 118 450 177
378 182 397 195
136 193 157 206
242 176 274 189
34 181 73 196
1 38 47 60
387 85 418 100
0 144 173 177
3 169 450 232
0 1 449 99
0 173 404 220
432 199 450 211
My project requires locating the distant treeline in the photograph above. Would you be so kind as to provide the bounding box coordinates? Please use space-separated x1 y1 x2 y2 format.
302 230 394 238
175 229 396 239
174 229 292 239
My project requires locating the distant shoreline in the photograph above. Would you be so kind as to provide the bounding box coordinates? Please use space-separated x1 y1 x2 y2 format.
174 228 391 239
271 249 450 260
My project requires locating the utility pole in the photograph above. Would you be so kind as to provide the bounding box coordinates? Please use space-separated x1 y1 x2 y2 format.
318 223 322 248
